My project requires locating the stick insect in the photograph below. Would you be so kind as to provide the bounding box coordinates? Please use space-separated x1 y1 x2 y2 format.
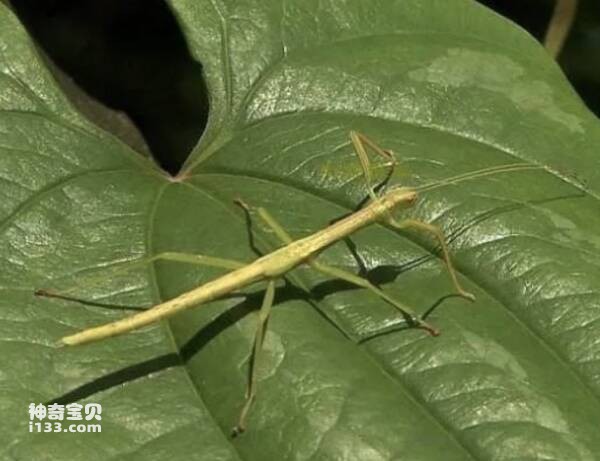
36 131 540 435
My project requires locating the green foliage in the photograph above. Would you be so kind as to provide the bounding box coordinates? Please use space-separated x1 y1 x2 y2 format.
1 1 600 459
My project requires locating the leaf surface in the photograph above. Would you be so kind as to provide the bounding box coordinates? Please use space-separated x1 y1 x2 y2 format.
2 1 600 459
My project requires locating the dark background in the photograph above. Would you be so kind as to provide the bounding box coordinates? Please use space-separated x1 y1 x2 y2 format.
7 0 600 175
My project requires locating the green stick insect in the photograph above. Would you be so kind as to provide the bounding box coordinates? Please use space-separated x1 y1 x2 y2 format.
36 131 541 435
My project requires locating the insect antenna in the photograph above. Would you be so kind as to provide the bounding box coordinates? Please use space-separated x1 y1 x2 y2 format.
416 163 545 193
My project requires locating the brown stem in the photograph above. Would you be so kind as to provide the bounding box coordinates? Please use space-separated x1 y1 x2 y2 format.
544 0 578 58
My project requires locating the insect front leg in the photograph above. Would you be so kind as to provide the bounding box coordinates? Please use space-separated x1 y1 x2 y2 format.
349 130 397 201
387 218 475 302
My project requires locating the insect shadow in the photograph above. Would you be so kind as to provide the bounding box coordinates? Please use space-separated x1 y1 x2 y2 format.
47 187 584 406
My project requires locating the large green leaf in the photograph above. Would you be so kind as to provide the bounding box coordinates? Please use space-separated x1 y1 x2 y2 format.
2 0 600 459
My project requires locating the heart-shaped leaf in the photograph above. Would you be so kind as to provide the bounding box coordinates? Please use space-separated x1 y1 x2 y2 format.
2 1 600 459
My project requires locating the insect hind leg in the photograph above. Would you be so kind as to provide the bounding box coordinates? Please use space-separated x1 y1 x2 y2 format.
34 252 246 302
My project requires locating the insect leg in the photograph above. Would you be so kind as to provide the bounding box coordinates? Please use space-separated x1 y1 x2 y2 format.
232 278 276 437
349 130 397 201
388 218 475 301
235 198 293 245
309 260 440 336
35 252 246 301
